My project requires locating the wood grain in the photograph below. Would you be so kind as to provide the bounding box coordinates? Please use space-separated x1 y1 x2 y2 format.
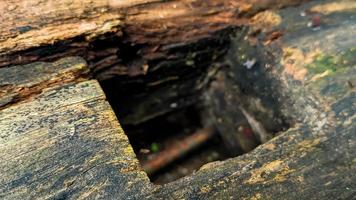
0 57 89 109
0 80 151 199
0 0 355 199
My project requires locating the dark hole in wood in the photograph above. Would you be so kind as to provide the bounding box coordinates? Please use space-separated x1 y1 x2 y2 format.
98 31 291 184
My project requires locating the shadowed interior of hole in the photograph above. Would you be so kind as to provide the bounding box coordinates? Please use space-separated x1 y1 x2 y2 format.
123 105 235 184
98 33 291 184
99 73 288 184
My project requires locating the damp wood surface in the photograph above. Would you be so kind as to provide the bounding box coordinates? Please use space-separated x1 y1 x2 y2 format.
0 0 355 199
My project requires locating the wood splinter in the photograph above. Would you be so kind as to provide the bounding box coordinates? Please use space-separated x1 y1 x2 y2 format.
141 127 216 176
238 105 271 143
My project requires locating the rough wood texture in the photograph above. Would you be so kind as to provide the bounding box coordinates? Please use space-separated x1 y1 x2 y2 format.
150 1 356 199
0 0 308 128
0 57 88 109
0 79 151 199
0 0 307 69
0 0 355 199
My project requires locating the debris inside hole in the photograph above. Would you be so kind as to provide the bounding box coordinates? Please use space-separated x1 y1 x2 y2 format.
98 33 291 184
122 105 235 184
100 76 288 185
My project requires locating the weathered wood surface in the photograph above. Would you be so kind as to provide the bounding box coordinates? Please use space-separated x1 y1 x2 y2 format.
0 57 88 109
0 0 355 199
0 60 151 199
0 0 307 72
0 0 308 128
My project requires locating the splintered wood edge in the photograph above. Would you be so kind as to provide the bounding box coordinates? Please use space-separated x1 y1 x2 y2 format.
0 80 151 199
0 0 310 57
0 0 165 55
0 0 354 199
0 57 89 109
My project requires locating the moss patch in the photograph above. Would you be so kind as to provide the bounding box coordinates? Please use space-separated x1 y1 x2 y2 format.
306 47 356 76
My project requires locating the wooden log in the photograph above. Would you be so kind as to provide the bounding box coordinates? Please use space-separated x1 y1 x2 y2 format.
0 61 151 199
150 0 356 198
0 0 355 199
0 0 309 129
142 127 215 176
0 0 308 75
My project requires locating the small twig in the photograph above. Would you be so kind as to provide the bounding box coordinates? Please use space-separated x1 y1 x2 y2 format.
238 105 270 143
141 127 215 176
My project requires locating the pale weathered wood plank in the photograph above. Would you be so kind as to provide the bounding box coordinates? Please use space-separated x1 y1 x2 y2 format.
0 0 354 199
0 80 151 199
0 56 151 199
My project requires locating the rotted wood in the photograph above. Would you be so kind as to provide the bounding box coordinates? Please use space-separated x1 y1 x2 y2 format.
0 0 308 64
151 0 356 199
0 0 355 199
142 127 215 176
0 1 308 130
0 57 89 109
0 60 151 199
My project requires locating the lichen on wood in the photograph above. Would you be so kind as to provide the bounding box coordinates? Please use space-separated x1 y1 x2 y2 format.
0 0 355 199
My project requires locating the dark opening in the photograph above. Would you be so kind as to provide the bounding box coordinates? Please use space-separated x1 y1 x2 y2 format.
98 31 291 184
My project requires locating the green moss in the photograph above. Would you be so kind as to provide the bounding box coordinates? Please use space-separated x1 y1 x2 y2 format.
306 47 356 75
307 47 356 100
307 55 338 74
